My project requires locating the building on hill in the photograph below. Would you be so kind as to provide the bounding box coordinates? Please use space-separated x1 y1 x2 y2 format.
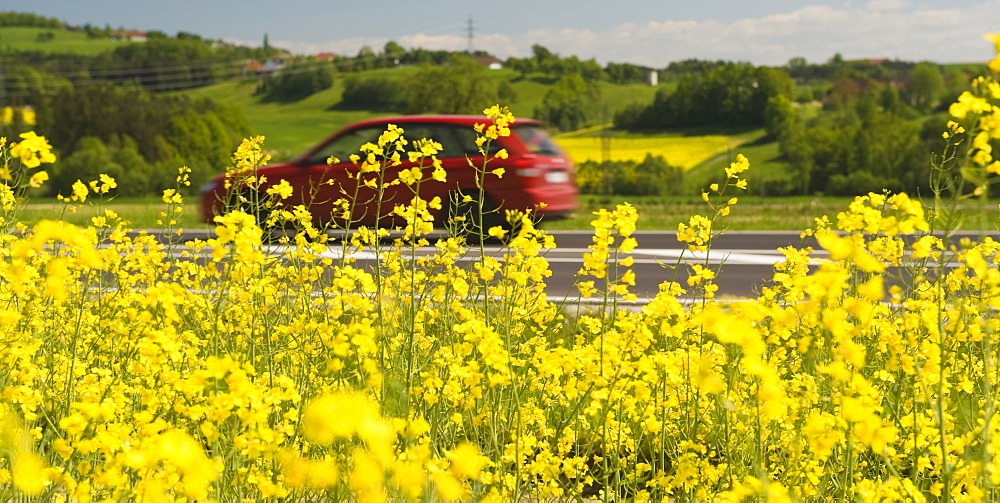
111 30 147 42
242 59 264 79
476 56 503 70
261 58 286 75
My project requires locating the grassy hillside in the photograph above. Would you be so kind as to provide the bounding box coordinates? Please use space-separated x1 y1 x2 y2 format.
0 22 769 187
185 67 662 161
0 26 122 55
183 68 770 190
686 131 793 195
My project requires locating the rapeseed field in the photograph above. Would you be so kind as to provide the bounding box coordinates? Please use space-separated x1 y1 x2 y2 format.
0 38 998 503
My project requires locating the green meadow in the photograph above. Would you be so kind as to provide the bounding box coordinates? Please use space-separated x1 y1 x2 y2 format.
0 26 121 55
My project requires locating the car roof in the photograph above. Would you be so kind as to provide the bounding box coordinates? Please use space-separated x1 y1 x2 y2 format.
288 115 547 163
346 115 542 128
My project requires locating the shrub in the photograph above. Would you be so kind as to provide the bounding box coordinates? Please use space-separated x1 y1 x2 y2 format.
338 75 408 111
533 73 601 132
404 55 499 114
577 154 684 196
258 59 335 102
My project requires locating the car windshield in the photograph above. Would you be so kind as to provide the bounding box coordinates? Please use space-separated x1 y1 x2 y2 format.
512 125 564 157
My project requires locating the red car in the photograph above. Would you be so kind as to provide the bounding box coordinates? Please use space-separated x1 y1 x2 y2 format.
200 115 578 233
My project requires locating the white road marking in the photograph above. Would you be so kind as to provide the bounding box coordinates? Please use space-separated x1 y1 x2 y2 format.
149 243 823 267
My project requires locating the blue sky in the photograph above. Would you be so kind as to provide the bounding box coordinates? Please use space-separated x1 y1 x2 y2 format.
7 0 1000 66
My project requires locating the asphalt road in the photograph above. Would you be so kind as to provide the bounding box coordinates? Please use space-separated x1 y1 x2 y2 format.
534 230 816 301
121 228 998 305
140 229 824 302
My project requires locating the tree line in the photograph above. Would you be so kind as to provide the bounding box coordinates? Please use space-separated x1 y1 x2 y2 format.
611 57 990 197
0 12 62 28
24 85 251 197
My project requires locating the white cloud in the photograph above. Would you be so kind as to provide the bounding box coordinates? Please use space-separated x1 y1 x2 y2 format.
241 1 1000 67
866 0 909 11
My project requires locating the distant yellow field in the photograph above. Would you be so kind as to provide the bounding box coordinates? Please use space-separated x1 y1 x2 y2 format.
554 135 741 169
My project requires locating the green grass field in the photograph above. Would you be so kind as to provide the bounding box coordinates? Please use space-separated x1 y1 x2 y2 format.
685 132 793 194
17 193 1000 234
0 26 123 55
184 69 661 161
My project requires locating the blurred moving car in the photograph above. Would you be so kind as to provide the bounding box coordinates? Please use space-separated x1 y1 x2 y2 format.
200 115 578 234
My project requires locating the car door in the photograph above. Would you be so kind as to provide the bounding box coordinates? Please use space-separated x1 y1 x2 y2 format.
276 123 400 228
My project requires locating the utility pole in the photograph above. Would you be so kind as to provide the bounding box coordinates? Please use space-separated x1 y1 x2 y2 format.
466 15 474 53
0 34 6 106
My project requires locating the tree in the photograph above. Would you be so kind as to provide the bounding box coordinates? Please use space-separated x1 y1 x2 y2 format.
405 56 498 114
2 66 72 106
577 58 605 82
764 94 796 140
258 59 334 102
531 44 559 76
356 46 377 71
533 73 601 132
618 63 793 129
879 84 905 115
37 84 249 194
906 62 945 111
49 137 123 195
340 76 407 111
605 62 647 84
829 53 846 76
531 44 554 65
787 57 808 73
777 97 927 196
383 41 406 65
826 77 862 110
505 57 537 79
576 154 683 195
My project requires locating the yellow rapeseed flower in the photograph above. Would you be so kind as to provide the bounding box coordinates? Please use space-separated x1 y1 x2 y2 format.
9 132 56 169
28 171 48 188
266 179 295 199
301 392 382 445
446 442 488 479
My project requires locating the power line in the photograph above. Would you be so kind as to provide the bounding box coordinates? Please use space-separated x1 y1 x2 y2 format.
0 57 340 98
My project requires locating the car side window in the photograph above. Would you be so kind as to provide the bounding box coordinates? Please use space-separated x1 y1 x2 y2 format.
306 125 385 165
451 125 500 157
392 124 462 160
